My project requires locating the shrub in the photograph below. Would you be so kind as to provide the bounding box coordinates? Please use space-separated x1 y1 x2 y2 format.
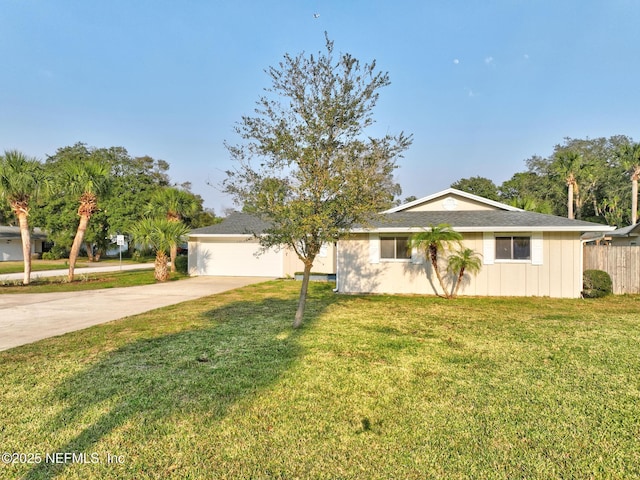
42 245 67 260
174 255 188 274
582 270 613 298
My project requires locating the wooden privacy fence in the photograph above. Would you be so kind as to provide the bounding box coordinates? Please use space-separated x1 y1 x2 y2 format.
583 245 640 294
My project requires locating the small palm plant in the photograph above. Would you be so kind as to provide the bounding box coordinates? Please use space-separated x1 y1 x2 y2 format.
447 248 482 298
130 218 190 281
410 223 462 298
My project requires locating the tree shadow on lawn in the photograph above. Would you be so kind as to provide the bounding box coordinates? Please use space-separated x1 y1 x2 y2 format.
25 293 330 479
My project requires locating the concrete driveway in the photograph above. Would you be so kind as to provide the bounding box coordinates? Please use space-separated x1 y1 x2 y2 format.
0 276 271 352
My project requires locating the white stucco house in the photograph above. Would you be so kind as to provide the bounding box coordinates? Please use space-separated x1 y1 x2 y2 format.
0 226 47 261
188 189 615 298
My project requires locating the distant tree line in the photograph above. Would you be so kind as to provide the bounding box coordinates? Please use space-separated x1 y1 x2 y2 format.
450 135 640 227
1 143 221 283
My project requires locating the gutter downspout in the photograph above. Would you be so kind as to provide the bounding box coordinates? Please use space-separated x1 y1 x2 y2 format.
333 241 339 293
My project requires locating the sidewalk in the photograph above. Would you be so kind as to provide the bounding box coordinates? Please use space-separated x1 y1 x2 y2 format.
0 263 154 282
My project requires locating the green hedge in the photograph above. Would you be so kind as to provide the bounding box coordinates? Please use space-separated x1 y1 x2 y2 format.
174 255 188 274
582 269 613 298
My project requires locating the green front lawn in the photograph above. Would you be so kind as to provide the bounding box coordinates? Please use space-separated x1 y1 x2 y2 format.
1 282 639 479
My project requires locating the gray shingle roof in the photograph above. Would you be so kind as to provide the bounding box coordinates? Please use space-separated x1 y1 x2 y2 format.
190 209 611 236
365 210 611 231
189 212 271 235
0 226 47 239
608 223 640 237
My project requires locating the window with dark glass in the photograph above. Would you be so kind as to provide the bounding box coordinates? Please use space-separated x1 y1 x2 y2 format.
380 236 411 259
495 236 531 260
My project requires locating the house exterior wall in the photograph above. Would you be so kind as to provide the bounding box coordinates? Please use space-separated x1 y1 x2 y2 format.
609 237 639 246
282 242 337 277
1 240 23 261
337 232 583 298
405 195 498 212
0 239 43 261
188 237 337 277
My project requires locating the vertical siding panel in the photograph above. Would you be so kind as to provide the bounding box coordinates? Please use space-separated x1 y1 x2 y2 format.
548 235 562 297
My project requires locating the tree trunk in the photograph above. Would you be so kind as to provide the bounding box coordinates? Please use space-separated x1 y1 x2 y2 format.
68 215 90 282
567 182 574 219
155 251 169 281
632 177 638 225
170 244 177 273
17 212 32 285
429 246 450 299
431 257 450 299
451 268 466 298
293 262 313 328
85 241 95 262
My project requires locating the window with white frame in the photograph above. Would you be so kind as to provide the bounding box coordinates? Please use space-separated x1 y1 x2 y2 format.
495 236 531 260
380 236 411 260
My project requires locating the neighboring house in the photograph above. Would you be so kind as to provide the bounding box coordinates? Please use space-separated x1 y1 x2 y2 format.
0 226 47 261
604 223 640 246
188 212 337 277
337 188 614 298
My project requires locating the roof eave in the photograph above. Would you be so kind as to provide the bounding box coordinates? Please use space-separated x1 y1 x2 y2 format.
383 188 522 213
188 233 258 238
350 225 616 234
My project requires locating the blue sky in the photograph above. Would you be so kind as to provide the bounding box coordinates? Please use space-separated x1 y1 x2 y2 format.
2 0 639 213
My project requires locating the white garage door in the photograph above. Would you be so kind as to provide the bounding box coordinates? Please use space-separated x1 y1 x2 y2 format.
1 240 24 261
195 237 283 277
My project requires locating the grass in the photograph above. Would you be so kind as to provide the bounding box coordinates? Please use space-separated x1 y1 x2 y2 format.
0 270 186 294
1 282 639 479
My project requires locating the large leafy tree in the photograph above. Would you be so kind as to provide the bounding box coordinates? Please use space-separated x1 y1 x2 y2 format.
0 150 43 285
523 136 631 222
224 35 412 327
130 218 190 281
409 224 462 299
452 135 635 225
36 144 181 257
450 176 500 201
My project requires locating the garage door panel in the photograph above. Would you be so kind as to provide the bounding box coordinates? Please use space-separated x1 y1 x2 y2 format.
197 238 282 277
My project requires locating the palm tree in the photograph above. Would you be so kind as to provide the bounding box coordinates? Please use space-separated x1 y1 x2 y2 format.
447 248 482 298
507 196 553 214
410 223 462 298
130 218 190 281
0 150 43 285
148 187 199 272
59 159 111 281
553 151 582 219
619 142 640 225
